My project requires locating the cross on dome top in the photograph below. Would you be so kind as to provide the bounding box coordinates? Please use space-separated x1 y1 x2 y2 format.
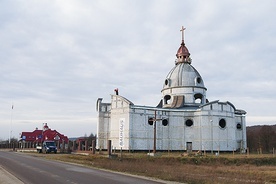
180 26 186 42
176 26 190 64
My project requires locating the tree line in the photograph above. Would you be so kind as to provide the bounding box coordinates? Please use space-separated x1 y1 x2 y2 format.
1 127 275 154
247 125 276 153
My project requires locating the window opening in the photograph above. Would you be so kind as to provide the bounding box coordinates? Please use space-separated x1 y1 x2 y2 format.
162 119 168 126
165 79 169 86
196 77 201 84
164 95 171 104
237 123 242 130
148 117 154 126
219 119 226 129
185 119 193 127
194 93 203 104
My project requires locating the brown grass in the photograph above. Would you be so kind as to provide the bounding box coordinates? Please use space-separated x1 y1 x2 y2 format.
33 152 276 184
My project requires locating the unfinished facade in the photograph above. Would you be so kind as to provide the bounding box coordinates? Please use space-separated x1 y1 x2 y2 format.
97 27 246 152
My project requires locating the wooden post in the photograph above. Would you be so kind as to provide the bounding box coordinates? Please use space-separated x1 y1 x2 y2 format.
120 147 123 160
67 140 71 153
85 140 88 151
92 140 96 154
107 140 112 156
153 111 156 154
72 140 75 151
62 140 65 153
78 140 81 151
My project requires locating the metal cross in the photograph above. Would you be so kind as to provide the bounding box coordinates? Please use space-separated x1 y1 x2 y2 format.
180 26 186 41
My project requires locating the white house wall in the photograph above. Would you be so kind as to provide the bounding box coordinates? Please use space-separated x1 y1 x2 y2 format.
97 96 246 152
96 100 111 150
109 95 131 150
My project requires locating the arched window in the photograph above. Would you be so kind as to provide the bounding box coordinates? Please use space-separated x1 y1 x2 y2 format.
194 93 203 104
164 95 171 105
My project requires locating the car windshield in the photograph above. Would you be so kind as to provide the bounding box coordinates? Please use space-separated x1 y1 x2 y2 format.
45 142 55 146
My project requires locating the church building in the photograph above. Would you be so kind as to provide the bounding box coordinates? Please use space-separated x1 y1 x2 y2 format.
96 27 247 152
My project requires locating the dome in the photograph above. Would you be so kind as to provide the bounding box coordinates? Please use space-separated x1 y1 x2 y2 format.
163 63 206 89
161 26 207 108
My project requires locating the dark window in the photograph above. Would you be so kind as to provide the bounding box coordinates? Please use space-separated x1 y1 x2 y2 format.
164 95 171 104
165 79 169 85
196 77 201 83
185 119 193 127
148 117 154 125
194 93 203 104
219 119 226 128
237 123 242 130
162 119 168 126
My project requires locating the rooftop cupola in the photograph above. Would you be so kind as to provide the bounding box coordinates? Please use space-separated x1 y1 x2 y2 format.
176 26 191 64
162 26 207 108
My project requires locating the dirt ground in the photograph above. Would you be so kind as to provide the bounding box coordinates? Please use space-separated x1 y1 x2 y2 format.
36 151 276 184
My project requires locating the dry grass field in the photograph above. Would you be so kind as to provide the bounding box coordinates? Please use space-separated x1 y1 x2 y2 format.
34 152 276 184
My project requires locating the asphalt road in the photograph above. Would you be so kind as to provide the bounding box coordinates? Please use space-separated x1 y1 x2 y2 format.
0 151 167 184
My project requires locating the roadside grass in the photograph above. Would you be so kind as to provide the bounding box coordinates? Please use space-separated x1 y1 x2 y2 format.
32 152 276 184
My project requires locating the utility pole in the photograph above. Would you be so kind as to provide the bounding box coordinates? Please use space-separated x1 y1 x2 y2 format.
153 111 156 153
149 110 162 154
9 103 14 144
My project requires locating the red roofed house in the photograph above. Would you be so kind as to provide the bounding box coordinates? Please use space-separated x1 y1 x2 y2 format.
20 123 69 149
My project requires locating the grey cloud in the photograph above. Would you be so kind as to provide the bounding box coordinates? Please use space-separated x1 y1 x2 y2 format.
1 0 276 140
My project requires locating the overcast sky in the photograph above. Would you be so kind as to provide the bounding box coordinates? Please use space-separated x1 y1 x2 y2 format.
1 0 275 140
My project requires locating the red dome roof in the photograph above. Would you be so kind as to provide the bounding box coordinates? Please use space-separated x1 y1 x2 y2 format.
176 40 190 58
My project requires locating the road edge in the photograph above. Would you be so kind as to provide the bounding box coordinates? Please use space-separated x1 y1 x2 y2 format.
0 165 24 184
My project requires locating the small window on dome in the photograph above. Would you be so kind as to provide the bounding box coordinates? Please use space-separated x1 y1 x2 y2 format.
196 77 201 84
165 79 170 86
